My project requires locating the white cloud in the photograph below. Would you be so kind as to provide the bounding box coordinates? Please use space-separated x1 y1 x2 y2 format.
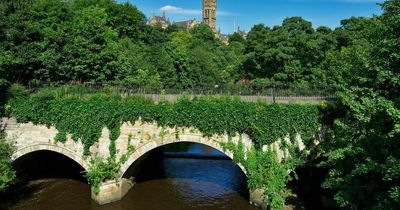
159 5 232 16
217 11 232 16
160 5 182 12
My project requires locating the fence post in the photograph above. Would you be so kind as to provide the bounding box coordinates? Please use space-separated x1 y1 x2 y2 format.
273 85 276 103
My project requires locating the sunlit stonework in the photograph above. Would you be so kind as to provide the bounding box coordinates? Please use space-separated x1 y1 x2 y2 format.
203 0 217 32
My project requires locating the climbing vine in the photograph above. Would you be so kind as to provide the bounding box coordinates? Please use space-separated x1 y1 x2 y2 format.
9 87 321 153
85 156 121 195
221 136 305 209
86 134 137 195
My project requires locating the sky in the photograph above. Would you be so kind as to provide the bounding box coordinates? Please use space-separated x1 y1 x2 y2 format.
117 0 384 34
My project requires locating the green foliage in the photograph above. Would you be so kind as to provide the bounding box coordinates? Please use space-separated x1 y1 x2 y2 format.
10 88 322 155
229 32 245 44
321 89 400 209
190 24 217 44
7 84 28 100
247 149 289 210
0 131 16 193
0 0 238 88
85 156 120 194
222 137 303 210
320 1 400 209
0 0 378 90
242 17 340 86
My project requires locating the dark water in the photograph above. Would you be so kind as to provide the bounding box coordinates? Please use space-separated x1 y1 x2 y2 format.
1 143 260 210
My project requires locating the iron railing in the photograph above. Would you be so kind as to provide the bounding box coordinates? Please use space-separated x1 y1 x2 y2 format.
23 83 338 103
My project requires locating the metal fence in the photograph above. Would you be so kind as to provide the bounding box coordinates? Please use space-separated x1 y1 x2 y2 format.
24 83 338 103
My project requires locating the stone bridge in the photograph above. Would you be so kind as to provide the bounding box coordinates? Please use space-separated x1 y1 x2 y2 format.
1 116 314 207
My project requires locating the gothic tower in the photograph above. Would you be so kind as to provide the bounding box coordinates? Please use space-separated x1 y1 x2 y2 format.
203 0 217 32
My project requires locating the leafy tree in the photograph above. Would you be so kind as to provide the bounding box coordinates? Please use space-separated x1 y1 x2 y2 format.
223 41 246 82
61 5 118 82
282 16 314 35
321 1 400 209
143 24 168 44
149 44 177 88
188 45 220 87
105 2 146 40
163 45 189 89
334 17 374 49
190 24 217 44
228 32 245 44
242 17 341 86
242 24 271 78
0 4 42 84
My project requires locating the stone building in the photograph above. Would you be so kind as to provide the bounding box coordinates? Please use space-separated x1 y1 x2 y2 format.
236 26 247 37
203 0 217 32
173 19 198 29
149 12 170 29
149 0 218 33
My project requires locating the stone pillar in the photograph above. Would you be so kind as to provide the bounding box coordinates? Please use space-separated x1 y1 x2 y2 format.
91 178 134 205
250 188 268 210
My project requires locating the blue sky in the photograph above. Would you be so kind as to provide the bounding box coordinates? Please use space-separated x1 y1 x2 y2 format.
118 0 384 34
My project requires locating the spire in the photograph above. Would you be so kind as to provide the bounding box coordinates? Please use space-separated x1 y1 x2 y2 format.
234 17 236 33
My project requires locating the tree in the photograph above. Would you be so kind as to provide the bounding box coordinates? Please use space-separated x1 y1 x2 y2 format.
188 45 220 87
334 17 373 49
223 41 246 82
228 32 245 44
321 1 400 209
61 5 118 82
190 24 218 46
282 16 314 35
149 44 177 88
105 2 146 40
242 24 271 78
0 3 42 84
109 38 158 88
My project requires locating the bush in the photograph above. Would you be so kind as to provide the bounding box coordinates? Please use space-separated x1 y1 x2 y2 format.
7 84 28 100
0 132 16 193
85 157 120 194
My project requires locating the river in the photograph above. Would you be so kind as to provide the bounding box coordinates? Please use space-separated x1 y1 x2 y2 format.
0 143 260 210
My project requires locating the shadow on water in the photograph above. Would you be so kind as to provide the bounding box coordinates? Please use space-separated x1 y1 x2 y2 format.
123 142 251 199
288 158 338 210
108 142 259 210
12 150 87 182
0 150 87 209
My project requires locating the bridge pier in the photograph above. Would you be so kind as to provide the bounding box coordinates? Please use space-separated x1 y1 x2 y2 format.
91 178 134 205
250 188 268 210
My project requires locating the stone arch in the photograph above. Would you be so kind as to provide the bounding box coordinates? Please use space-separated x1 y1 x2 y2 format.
12 143 90 171
119 133 247 178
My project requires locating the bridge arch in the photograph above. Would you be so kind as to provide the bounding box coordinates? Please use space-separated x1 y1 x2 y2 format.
12 143 90 171
119 134 247 179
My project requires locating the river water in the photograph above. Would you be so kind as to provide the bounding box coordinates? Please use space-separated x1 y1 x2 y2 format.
1 143 260 210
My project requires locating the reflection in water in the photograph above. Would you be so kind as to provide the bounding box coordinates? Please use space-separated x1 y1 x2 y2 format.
1 143 260 210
